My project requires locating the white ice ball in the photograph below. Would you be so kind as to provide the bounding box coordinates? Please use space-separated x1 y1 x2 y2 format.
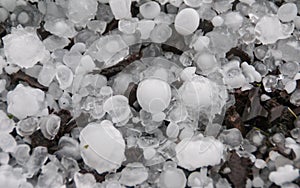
137 78 171 114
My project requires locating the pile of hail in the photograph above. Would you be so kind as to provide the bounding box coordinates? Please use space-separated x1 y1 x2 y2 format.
0 0 299 187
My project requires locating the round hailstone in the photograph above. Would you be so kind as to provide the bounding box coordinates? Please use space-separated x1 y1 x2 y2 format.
7 84 47 120
109 0 132 20
0 110 15 134
178 76 213 108
55 64 74 90
159 168 187 188
3 26 49 68
175 136 224 170
79 120 126 174
139 1 161 19
174 8 199 36
277 3 298 22
137 78 171 114
103 95 132 124
183 0 202 7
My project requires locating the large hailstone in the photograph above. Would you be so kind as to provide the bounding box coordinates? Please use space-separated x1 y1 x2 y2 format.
79 120 126 174
3 26 49 68
175 135 224 170
7 84 48 120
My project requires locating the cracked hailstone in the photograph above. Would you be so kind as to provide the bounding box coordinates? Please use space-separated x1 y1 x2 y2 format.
79 120 126 174
7 84 48 120
137 78 171 114
3 26 49 68
254 15 292 44
175 135 224 170
175 8 200 36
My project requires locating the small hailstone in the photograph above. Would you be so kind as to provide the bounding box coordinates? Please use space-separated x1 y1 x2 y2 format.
0 110 14 133
67 0 98 26
94 34 129 68
143 148 156 160
39 114 61 140
183 0 202 7
169 0 183 7
255 15 291 44
16 117 39 136
262 75 278 93
180 67 196 81
118 18 138 34
269 165 299 186
119 163 148 186
79 120 126 174
221 60 247 89
150 24 172 43
191 36 210 51
137 20 156 40
284 80 297 94
175 8 200 36
55 136 81 160
137 78 171 114
87 20 107 34
0 7 9 22
211 15 224 27
176 136 224 170
159 167 186 188
187 168 213 188
290 89 300 106
195 53 219 74
43 35 70 52
252 176 264 188
7 84 47 120
103 95 132 124
224 12 244 30
241 62 262 83
279 61 299 78
254 159 267 169
109 0 131 20
74 172 96 188
178 76 213 108
44 18 76 38
55 64 74 90
219 128 243 147
3 26 49 68
277 3 298 23
13 144 31 166
75 55 96 75
38 63 56 87
139 1 161 19
166 122 180 138
0 133 17 153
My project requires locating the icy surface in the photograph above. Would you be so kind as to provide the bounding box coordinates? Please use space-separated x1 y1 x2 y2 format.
119 163 148 186
3 26 49 68
79 120 126 174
